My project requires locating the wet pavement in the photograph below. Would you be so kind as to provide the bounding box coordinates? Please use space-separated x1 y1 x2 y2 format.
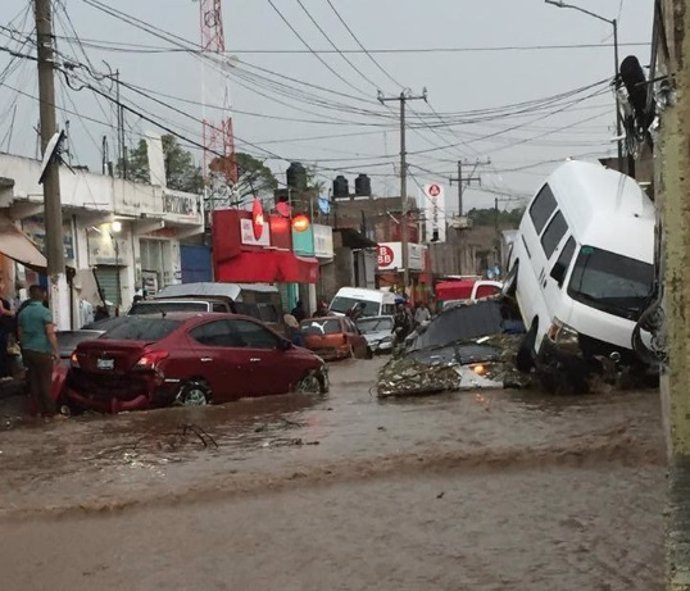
0 358 666 590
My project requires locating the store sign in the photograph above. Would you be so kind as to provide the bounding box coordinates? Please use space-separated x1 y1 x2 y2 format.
377 242 424 272
313 224 334 258
163 193 197 216
423 182 447 243
22 217 74 261
240 218 270 247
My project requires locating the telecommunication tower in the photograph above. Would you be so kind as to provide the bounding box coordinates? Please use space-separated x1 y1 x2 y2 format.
199 0 237 195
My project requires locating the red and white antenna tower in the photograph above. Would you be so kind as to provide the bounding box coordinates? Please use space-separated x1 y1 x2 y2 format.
199 0 237 188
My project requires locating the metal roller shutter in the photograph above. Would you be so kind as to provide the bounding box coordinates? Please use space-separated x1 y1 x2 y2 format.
94 266 121 306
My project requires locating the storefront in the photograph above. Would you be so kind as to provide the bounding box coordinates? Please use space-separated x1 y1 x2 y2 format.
376 241 428 300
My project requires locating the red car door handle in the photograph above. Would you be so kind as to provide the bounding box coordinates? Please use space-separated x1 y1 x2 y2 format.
250 357 262 363
201 357 213 363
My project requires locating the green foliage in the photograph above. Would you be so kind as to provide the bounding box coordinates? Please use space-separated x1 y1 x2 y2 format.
467 206 525 227
234 152 278 198
117 134 203 193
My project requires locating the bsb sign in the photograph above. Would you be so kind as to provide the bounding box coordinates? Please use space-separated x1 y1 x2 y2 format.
377 242 425 272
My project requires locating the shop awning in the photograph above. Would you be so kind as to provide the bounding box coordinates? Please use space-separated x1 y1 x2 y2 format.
0 219 47 271
215 250 319 284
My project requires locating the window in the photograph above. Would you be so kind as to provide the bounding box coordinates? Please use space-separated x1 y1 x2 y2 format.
329 297 380 317
529 184 557 234
257 303 279 323
343 318 358 334
190 320 238 347
550 236 576 287
212 302 227 313
102 318 182 341
129 301 208 315
568 246 653 321
300 319 342 336
234 302 261 320
540 211 568 259
381 304 395 316
231 320 280 349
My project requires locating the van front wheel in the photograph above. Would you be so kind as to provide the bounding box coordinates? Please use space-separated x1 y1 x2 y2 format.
516 321 537 372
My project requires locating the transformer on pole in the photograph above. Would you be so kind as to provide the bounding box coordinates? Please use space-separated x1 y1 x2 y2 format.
199 0 238 194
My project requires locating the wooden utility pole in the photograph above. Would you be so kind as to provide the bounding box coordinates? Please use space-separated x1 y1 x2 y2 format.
449 158 490 217
378 89 428 290
35 0 68 329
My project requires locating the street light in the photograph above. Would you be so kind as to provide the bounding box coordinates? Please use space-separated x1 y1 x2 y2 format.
544 0 623 172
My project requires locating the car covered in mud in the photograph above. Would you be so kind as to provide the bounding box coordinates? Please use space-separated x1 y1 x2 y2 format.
377 300 528 397
65 313 328 413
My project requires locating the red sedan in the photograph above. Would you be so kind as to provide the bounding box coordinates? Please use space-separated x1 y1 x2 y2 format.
66 313 328 413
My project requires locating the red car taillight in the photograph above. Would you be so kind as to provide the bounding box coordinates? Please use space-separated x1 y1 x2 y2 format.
135 350 169 370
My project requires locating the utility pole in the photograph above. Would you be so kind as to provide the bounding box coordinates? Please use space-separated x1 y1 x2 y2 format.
659 2 690 588
35 0 68 329
378 88 428 291
449 158 491 217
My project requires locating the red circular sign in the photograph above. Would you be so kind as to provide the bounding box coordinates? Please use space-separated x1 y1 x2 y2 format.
377 244 394 267
252 198 265 240
427 184 441 198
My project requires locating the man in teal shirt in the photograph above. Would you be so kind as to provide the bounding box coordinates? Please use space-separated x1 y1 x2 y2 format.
18 285 60 416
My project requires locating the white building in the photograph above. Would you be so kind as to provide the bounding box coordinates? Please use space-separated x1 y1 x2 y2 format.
0 151 204 328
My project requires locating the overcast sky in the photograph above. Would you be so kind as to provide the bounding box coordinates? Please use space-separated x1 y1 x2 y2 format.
0 0 653 215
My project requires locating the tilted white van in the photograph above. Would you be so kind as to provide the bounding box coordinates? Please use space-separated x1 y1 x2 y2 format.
506 160 654 390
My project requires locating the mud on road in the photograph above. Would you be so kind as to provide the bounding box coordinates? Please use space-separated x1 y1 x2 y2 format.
0 359 665 590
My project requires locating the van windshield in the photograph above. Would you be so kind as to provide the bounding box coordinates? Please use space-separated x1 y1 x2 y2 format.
329 296 380 317
567 245 653 321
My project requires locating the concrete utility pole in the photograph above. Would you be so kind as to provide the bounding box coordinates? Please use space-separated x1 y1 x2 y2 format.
659 3 690 588
449 158 491 217
35 0 68 329
378 88 428 290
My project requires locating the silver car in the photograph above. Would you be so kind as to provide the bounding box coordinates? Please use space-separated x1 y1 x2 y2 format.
356 316 395 354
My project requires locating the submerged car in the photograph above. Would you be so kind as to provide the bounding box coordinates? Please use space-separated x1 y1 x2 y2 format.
377 300 527 397
300 316 371 360
356 316 394 354
66 313 328 413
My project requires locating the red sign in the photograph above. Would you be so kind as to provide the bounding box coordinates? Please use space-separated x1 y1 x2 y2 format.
252 198 265 240
377 244 394 267
428 183 441 198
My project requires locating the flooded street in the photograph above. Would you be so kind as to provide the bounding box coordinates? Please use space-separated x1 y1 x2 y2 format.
0 358 665 590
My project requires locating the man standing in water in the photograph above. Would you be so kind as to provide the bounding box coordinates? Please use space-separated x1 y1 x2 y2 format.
18 285 60 416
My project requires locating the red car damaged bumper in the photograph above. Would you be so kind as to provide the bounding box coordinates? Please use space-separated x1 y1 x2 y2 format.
64 369 178 413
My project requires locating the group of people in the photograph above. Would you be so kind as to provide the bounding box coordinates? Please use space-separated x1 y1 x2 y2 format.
393 301 432 344
0 283 60 417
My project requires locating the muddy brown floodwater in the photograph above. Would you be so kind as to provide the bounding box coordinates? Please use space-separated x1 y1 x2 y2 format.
0 358 665 590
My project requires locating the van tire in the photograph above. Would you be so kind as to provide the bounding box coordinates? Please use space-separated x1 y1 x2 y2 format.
516 321 537 372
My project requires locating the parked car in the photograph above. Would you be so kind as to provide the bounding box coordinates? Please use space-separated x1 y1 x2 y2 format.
142 282 284 334
328 287 397 318
300 316 371 360
506 160 655 391
66 313 328 413
436 279 503 310
356 315 395 354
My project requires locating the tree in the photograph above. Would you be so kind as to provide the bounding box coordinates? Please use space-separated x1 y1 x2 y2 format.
117 134 203 193
212 152 278 202
467 206 525 228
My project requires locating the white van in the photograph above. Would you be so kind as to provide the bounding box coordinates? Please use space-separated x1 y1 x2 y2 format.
507 160 654 388
329 287 397 318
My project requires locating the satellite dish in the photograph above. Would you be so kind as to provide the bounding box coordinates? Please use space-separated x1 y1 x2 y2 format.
38 129 66 185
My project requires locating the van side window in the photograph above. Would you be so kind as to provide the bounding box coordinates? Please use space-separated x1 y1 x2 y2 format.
540 211 568 259
529 184 557 234
550 236 576 287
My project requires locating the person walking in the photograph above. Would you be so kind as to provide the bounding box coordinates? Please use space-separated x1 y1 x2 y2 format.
0 280 15 379
18 285 60 417
291 300 306 322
